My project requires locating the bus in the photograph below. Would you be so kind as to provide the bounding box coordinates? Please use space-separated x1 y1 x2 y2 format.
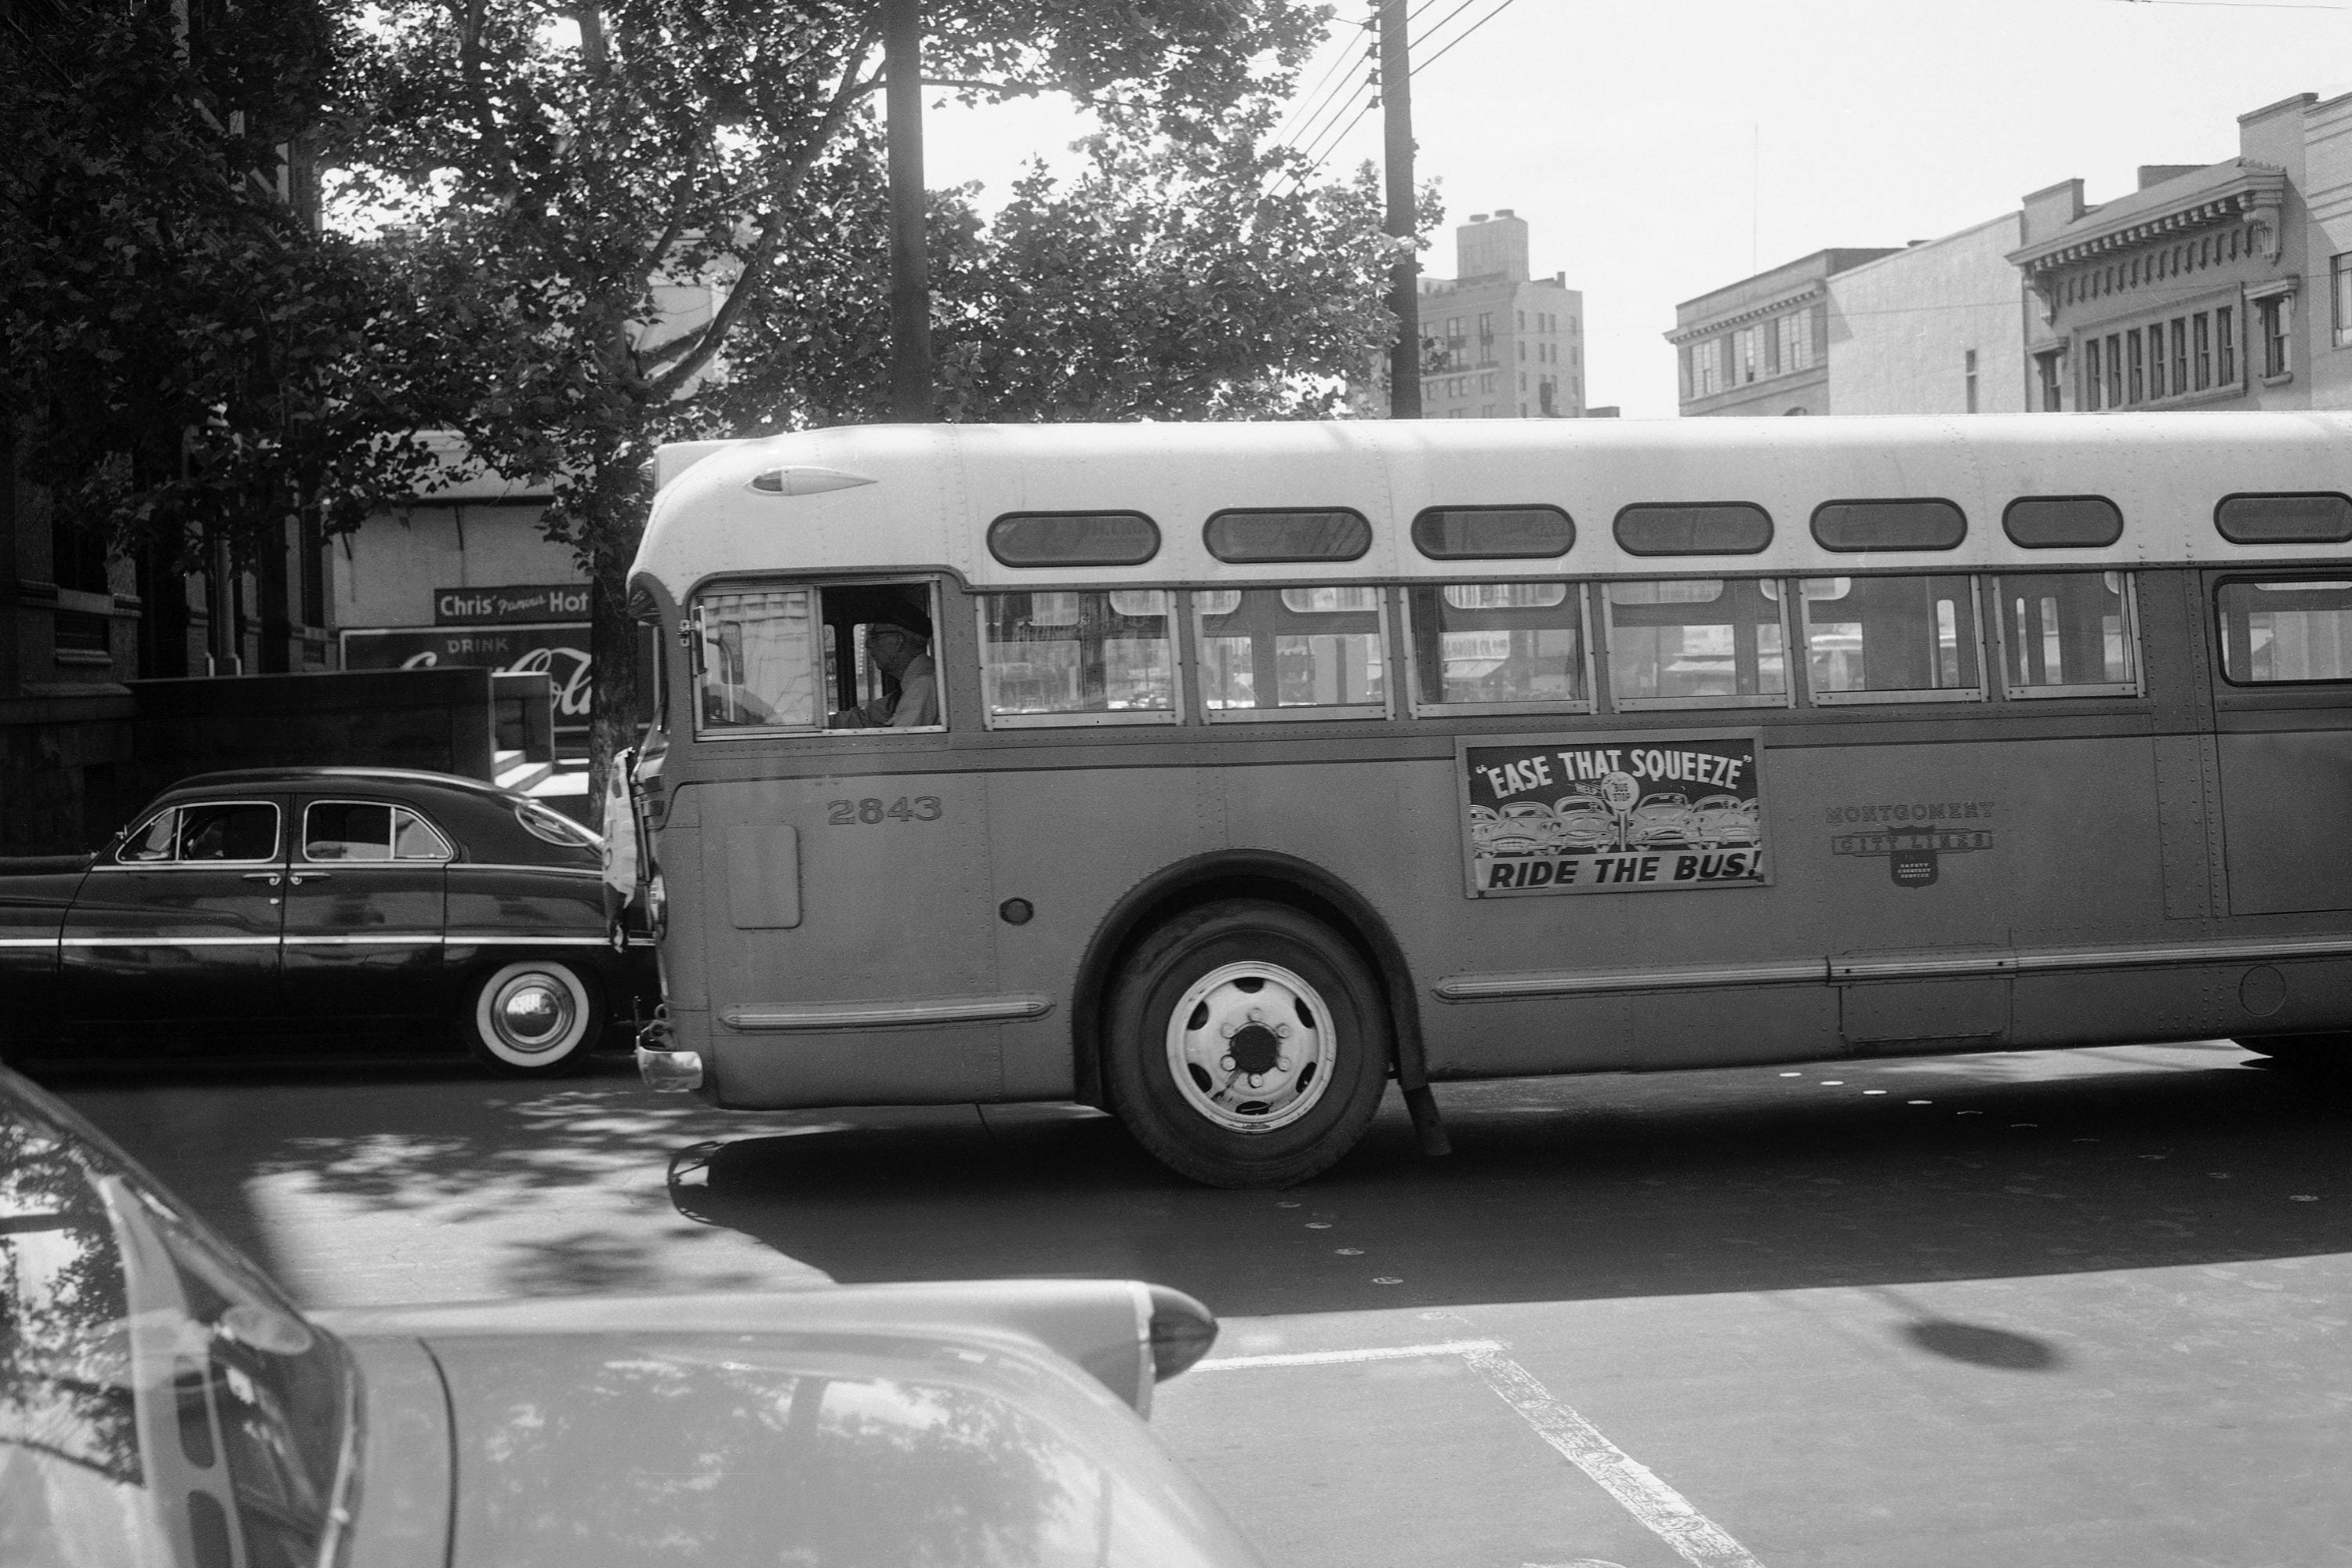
617 412 2352 1186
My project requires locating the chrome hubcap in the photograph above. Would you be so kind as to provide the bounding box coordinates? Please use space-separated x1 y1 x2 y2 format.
493 975 575 1053
1164 962 1337 1134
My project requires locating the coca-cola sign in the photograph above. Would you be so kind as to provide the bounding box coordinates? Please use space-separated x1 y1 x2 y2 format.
341 623 593 732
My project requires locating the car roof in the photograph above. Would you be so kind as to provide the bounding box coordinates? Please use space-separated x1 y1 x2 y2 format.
149 768 599 866
169 766 517 799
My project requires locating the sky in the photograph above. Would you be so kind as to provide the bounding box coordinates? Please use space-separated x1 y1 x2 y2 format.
921 0 2352 419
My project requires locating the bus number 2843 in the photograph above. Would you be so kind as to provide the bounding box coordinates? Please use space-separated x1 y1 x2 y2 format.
826 796 943 826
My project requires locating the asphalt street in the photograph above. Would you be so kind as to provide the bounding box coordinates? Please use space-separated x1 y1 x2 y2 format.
45 1040 2352 1568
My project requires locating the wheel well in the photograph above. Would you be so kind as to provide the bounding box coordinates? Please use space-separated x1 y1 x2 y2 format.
1071 853 1425 1108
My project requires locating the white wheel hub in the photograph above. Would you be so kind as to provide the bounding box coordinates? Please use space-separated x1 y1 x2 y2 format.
1163 961 1338 1134
476 961 590 1066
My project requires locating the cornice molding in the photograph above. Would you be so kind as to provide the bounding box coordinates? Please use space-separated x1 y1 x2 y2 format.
2005 165 2287 275
1666 284 1821 344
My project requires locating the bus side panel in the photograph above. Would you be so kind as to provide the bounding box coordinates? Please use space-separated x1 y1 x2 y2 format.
984 762 1231 1102
2216 728 2352 915
674 773 1006 1106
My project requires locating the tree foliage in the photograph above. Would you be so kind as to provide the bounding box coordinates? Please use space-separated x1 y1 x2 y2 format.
325 0 1408 810
0 0 446 568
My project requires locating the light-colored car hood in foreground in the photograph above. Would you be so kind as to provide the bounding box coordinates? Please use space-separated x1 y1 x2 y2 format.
330 1294 1260 1568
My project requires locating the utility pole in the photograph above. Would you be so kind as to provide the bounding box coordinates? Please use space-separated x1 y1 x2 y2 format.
884 0 931 421
1378 0 1421 419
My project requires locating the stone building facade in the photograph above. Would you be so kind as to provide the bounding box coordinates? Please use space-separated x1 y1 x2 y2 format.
1668 249 1897 416
1416 212 1587 419
2009 93 2352 415
1826 215 2030 416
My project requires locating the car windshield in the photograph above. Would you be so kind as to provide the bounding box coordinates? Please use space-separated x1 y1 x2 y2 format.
0 1080 354 1568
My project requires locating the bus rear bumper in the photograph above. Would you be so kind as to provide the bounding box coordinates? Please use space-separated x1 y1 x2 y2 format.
637 1043 706 1093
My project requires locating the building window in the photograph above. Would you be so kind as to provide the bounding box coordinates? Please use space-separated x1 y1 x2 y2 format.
2336 255 2352 347
2083 339 2103 411
2147 328 2165 400
1964 348 1979 413
1776 312 1814 372
2217 306 2236 384
2259 294 2292 377
2128 330 2144 405
1689 339 1721 398
2194 313 2211 390
2035 349 2063 412
2170 318 2187 395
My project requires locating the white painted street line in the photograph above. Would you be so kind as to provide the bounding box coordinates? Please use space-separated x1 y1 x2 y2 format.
1194 1338 1503 1370
1192 1337 1766 1568
1463 1344 1766 1568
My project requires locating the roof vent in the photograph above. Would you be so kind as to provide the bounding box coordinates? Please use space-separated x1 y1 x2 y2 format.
748 466 875 497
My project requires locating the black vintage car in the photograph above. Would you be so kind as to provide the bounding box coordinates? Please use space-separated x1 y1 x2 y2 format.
0 768 655 1075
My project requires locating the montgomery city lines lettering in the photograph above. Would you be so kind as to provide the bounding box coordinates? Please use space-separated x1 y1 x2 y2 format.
1822 800 1997 825
1475 745 1748 804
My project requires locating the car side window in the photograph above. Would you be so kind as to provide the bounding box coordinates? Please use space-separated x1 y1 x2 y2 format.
303 801 456 862
120 810 178 863
394 809 452 861
307 802 393 861
176 804 279 864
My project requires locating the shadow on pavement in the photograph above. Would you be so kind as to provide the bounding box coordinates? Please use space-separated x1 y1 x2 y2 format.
665 1045 2352 1318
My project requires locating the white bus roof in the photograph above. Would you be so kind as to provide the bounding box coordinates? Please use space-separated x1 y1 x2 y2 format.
633 413 2352 593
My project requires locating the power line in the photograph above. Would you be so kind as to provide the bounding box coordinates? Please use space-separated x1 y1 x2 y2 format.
1276 66 1373 169
1269 29 1361 149
1414 0 1520 75
1408 0 1488 56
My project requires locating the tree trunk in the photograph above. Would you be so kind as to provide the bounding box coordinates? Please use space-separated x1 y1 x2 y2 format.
580 480 648 834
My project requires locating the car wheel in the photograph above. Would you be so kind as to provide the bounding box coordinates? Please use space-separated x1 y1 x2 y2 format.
2236 1034 2352 1074
1105 900 1390 1188
463 960 602 1076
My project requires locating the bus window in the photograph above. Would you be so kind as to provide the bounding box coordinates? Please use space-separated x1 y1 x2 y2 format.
1203 510 1373 564
1409 506 1573 559
1602 579 1788 709
1994 572 2139 697
985 511 1161 567
1406 583 1591 713
691 582 942 735
1613 503 1773 556
1799 575 1985 703
2215 578 2352 683
1195 587 1387 720
2214 493 2352 546
977 590 1178 725
1811 499 1966 552
2003 495 2123 549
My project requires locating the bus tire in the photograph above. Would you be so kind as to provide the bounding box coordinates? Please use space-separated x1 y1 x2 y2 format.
1105 900 1389 1188
2236 1034 2352 1074
462 959 602 1076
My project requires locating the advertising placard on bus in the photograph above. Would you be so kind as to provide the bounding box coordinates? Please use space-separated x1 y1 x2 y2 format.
1457 731 1769 897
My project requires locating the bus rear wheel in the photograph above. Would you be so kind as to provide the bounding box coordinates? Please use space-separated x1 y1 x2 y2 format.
1105 901 1389 1188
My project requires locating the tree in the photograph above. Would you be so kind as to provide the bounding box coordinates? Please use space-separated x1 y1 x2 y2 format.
710 104 1437 432
0 0 448 586
323 0 1336 815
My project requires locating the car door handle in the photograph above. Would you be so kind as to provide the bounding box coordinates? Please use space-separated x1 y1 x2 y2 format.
289 871 331 884
242 872 283 887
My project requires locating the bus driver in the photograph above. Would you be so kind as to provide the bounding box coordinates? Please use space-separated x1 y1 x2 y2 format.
828 609 938 729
